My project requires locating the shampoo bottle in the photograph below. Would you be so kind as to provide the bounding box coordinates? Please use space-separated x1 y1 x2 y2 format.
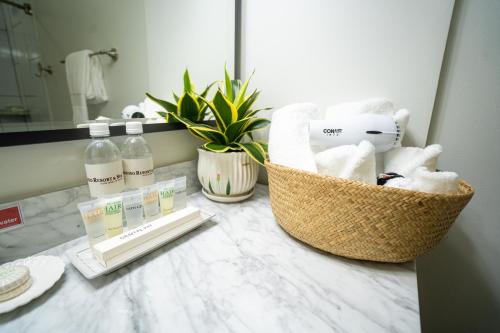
121 122 154 189
85 123 125 198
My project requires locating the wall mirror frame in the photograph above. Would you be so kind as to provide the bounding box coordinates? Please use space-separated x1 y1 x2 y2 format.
0 0 241 147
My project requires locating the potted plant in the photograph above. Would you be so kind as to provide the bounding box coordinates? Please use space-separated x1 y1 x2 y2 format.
150 67 271 202
147 69 216 122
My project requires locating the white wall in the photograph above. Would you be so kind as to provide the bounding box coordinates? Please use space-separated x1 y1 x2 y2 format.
419 0 500 331
241 0 454 147
144 0 235 99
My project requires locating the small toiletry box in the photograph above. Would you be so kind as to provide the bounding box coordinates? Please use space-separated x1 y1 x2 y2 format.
265 161 474 263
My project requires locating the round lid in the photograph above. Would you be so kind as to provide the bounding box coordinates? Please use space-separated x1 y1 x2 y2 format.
0 265 30 294
89 123 110 137
126 121 143 134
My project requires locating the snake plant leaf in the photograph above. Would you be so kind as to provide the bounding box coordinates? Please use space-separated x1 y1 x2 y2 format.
173 92 180 103
237 90 260 119
203 142 230 152
257 141 269 152
244 107 273 119
226 180 231 195
234 118 271 142
197 95 224 131
231 80 241 100
224 118 249 142
183 69 193 92
243 118 270 132
234 70 255 107
188 128 208 141
178 92 200 121
199 81 217 99
168 111 227 143
190 126 227 144
146 93 177 114
234 142 267 166
212 89 238 130
224 66 234 102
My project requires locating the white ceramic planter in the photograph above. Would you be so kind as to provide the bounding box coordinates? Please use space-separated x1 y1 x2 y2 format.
197 148 259 202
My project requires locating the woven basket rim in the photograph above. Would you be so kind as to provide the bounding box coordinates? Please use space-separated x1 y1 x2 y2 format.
265 160 475 199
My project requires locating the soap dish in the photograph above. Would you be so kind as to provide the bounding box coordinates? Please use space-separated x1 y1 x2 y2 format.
0 256 65 314
67 210 214 279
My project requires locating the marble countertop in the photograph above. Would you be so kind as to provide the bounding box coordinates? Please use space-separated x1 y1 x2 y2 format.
0 185 420 333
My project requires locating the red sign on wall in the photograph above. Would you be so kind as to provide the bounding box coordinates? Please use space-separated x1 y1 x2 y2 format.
0 203 23 231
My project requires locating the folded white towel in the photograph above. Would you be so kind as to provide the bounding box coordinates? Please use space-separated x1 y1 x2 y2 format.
315 140 377 184
386 167 459 194
65 50 108 123
393 108 410 146
268 103 320 172
384 144 442 177
325 98 394 120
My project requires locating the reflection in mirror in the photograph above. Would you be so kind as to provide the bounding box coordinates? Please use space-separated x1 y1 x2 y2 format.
0 0 235 133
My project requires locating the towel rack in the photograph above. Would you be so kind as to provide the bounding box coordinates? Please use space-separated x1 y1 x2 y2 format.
60 48 119 64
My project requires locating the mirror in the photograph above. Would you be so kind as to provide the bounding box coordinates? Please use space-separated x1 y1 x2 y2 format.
0 0 235 133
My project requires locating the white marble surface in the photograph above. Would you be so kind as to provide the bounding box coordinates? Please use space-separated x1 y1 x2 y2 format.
0 160 200 263
0 185 420 333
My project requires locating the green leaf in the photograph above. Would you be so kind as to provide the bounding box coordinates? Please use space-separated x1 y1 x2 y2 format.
168 111 226 144
234 118 270 142
199 81 217 99
173 92 180 103
208 180 215 194
190 126 227 144
213 89 238 128
178 92 200 121
203 142 230 152
257 141 268 153
231 79 241 100
237 90 260 119
224 118 250 143
234 142 267 166
224 66 233 102
226 180 231 195
244 107 273 119
146 93 177 113
183 69 192 92
234 70 255 107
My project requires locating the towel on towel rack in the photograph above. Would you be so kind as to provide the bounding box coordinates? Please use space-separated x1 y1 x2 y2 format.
65 50 108 123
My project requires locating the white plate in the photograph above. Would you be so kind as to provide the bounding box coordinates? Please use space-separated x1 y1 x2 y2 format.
0 255 65 314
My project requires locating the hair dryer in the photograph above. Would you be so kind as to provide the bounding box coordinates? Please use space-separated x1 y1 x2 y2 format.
309 113 401 153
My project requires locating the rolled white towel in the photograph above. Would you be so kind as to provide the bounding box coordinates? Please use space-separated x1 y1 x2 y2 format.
384 144 442 177
386 167 459 194
315 140 377 184
325 98 394 120
268 103 320 172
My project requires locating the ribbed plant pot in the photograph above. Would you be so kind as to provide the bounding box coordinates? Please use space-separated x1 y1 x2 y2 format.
197 148 259 203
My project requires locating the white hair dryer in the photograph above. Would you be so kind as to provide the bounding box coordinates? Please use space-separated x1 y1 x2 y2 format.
309 113 401 153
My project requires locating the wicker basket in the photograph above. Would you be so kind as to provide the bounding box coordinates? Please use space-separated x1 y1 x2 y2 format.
265 161 474 263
